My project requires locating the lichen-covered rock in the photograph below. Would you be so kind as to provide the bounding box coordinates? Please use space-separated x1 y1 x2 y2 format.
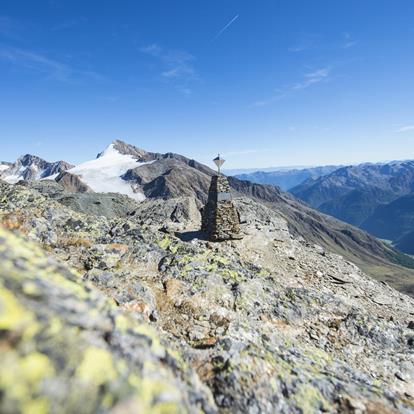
0 227 216 413
1 182 414 413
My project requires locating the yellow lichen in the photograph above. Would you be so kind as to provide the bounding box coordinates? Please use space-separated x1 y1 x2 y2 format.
21 353 55 385
115 314 132 332
0 285 39 339
158 236 171 250
0 351 55 409
76 347 117 385
138 378 182 414
102 393 114 409
45 317 62 336
134 325 165 357
22 397 49 414
220 269 240 282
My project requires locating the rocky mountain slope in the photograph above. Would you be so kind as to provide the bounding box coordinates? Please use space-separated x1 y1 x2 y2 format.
291 161 414 209
290 161 414 223
1 181 414 413
0 154 73 184
4 140 414 295
235 165 340 191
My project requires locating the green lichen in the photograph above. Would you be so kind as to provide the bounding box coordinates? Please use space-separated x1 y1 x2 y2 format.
301 345 332 372
257 269 270 277
219 269 241 282
157 236 180 255
158 236 172 250
293 384 330 414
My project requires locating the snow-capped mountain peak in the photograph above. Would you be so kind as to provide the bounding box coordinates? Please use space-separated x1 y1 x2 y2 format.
0 141 156 201
67 143 153 201
0 154 73 184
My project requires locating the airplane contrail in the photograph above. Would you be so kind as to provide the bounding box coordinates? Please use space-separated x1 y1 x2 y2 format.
213 14 239 41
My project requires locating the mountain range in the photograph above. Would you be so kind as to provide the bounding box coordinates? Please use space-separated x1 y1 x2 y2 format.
235 160 414 255
234 165 340 191
288 161 414 254
1 139 414 295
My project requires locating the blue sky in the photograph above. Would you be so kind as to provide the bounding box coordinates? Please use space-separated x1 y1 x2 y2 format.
1 0 414 169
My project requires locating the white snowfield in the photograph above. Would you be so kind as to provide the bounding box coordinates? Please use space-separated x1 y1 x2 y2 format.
3 175 21 184
0 165 9 172
68 144 152 201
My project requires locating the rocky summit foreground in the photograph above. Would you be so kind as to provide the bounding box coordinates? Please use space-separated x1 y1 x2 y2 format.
1 181 414 413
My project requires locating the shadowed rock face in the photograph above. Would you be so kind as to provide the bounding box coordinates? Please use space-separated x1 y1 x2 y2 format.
123 158 211 204
1 182 414 413
55 171 93 193
112 139 214 176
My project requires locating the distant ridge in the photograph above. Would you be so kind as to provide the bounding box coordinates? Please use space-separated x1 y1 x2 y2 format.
290 160 414 254
234 165 340 191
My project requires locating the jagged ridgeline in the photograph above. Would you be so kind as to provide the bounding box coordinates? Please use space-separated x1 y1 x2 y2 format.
1 141 414 413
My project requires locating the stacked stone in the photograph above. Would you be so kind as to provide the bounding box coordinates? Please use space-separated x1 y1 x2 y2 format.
202 175 243 241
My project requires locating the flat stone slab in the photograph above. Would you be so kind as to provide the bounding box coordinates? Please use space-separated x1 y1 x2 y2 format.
370 294 393 306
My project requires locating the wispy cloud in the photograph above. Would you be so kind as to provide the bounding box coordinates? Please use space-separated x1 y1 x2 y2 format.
160 51 197 80
396 125 414 133
288 34 320 53
213 14 239 41
140 43 199 95
291 67 331 90
252 92 288 108
0 44 103 82
343 32 358 49
252 67 332 107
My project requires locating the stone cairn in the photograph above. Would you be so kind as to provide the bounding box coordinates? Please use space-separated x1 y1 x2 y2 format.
202 171 243 241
